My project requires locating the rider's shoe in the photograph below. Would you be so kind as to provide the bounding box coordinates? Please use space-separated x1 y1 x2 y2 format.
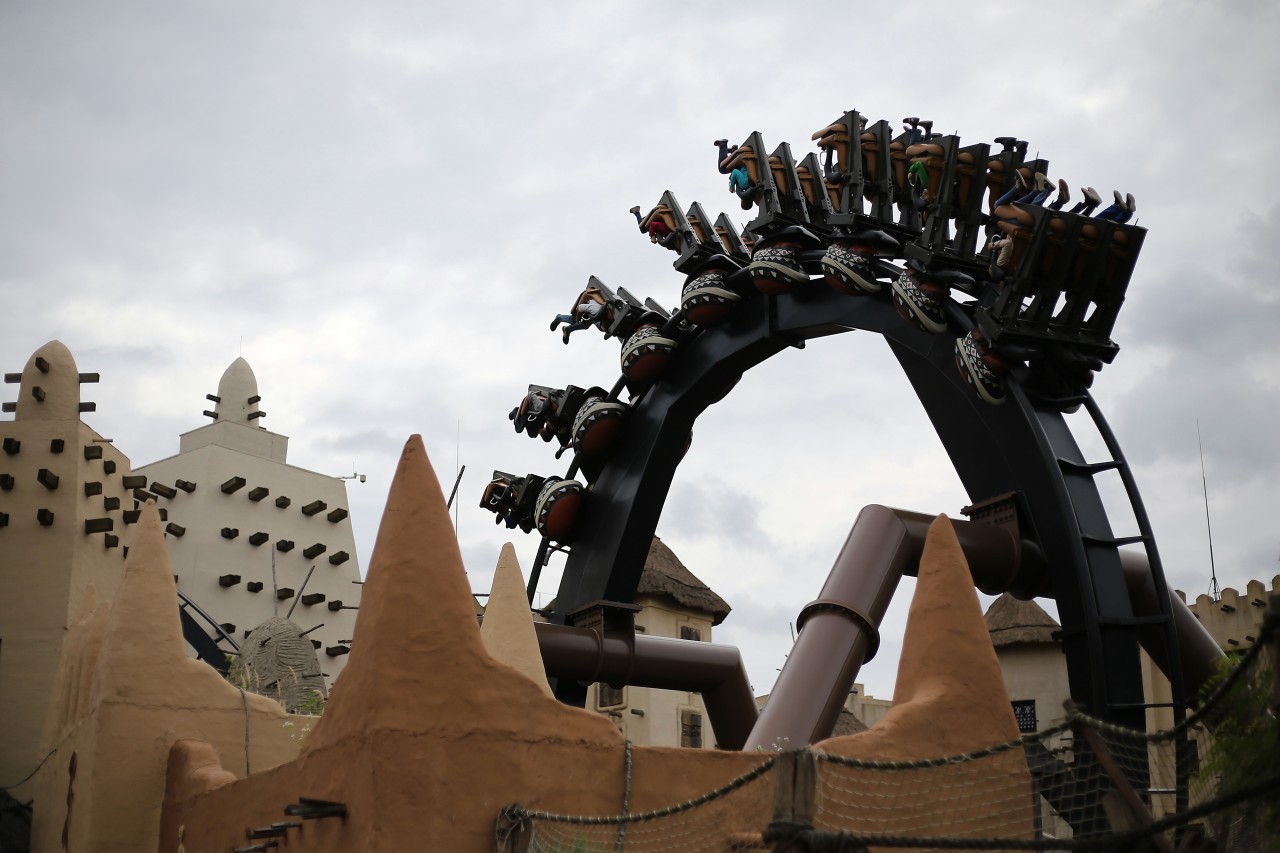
955 330 1008 405
891 268 948 333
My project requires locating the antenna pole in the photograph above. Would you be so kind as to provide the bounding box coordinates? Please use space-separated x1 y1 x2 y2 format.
455 422 461 538
1198 421 1220 599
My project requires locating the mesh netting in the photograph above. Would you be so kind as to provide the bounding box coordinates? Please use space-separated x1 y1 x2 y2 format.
497 612 1279 851
499 755 775 853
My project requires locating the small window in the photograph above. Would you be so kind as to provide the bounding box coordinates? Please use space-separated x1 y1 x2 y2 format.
1011 700 1037 734
680 625 702 642
598 684 625 709
681 710 703 748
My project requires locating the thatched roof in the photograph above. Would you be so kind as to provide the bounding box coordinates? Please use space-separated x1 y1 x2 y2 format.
829 709 869 737
984 593 1059 647
636 537 732 625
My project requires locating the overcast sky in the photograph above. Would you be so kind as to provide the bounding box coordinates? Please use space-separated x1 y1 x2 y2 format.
3 0 1277 702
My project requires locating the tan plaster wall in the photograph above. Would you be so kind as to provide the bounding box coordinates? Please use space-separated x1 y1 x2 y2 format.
160 728 769 853
0 342 135 803
162 493 1034 849
1184 577 1279 650
845 683 892 728
159 437 773 852
29 503 306 853
178 420 289 463
995 643 1071 731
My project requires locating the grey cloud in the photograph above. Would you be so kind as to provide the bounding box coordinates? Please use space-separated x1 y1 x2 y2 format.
3 0 1277 706
662 476 771 549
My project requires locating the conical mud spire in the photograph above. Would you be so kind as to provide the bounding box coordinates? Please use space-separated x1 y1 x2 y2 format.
96 502 188 696
891 515 1010 711
15 340 81 421
480 543 552 697
822 515 1019 759
306 436 619 751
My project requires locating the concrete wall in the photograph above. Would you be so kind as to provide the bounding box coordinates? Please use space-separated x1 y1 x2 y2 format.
134 358 363 687
995 643 1071 734
994 642 1073 838
136 441 362 686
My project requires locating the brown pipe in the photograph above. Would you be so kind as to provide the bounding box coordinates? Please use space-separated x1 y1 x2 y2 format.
534 621 758 750
1118 550 1224 703
745 506 1032 751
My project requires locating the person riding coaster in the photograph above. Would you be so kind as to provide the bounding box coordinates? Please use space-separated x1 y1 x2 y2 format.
549 285 613 345
807 111 904 294
480 471 532 531
509 387 552 437
718 144 759 210
630 204 681 251
958 200 1141 406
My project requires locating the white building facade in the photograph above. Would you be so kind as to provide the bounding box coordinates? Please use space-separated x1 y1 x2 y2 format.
586 537 731 749
135 358 362 687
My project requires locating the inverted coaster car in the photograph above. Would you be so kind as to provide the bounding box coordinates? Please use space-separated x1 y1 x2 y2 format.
534 477 584 542
621 323 678 385
571 395 627 457
680 266 742 327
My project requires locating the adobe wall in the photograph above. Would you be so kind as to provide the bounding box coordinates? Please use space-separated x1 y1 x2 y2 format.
160 458 1033 849
0 342 134 804
157 436 770 851
1186 577 1280 650
29 502 308 853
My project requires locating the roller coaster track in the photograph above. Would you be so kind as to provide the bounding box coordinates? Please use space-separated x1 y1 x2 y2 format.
178 588 239 675
487 112 1185 746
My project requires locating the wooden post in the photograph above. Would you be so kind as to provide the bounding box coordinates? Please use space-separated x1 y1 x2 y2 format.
494 809 532 853
770 750 795 824
768 749 816 852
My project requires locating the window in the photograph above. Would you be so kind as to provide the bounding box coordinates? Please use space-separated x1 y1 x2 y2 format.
681 710 703 748
680 625 702 642
597 684 625 709
1011 700 1037 734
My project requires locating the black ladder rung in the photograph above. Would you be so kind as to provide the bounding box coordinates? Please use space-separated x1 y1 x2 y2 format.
1096 614 1171 627
1058 457 1124 475
1030 392 1090 409
1109 701 1182 710
1081 533 1149 547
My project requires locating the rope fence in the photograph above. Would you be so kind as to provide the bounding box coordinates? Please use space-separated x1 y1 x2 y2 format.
496 607 1279 852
